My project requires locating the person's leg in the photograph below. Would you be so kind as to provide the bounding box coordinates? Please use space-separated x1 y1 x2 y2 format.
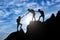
33 14 36 21
32 16 33 21
39 16 41 21
43 16 44 22
20 23 22 29
17 24 19 31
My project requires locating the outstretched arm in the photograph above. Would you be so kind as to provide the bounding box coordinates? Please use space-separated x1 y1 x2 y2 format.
35 11 38 12
21 12 29 18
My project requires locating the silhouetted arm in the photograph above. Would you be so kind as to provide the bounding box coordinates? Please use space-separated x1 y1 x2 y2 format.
35 11 38 12
21 12 29 18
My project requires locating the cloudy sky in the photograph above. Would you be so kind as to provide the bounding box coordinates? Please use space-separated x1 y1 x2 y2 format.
0 0 60 40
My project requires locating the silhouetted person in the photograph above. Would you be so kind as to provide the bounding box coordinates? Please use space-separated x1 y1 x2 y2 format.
16 16 22 31
38 9 44 22
28 9 36 21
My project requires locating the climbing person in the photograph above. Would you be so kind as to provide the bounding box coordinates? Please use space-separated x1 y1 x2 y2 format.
27 9 36 21
37 9 45 22
16 16 22 31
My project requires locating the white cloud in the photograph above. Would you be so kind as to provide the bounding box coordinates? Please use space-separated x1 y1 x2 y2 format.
0 10 10 19
1 10 11 19
16 3 23 6
13 8 22 14
55 0 60 2
26 2 39 8
46 0 55 6
20 0 29 2
45 13 52 21
53 4 60 12
51 0 60 4
47 1 51 5
41 1 45 6
8 1 15 5
0 20 6 24
0 10 5 18
55 5 60 10
7 0 27 7
4 12 11 18
46 1 55 6
0 0 13 9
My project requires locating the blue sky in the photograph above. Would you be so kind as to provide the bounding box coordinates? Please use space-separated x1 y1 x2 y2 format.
0 0 60 40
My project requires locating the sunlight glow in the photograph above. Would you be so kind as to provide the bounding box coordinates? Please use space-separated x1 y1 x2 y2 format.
25 16 32 25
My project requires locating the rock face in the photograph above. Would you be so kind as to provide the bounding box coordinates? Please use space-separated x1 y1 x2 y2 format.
5 11 60 40
5 28 25 40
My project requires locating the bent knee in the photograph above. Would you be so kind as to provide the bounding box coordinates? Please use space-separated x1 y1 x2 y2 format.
20 23 22 25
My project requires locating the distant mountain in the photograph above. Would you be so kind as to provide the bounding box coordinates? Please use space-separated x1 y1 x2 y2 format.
5 10 60 40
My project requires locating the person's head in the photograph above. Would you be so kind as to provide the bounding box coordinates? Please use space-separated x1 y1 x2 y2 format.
28 9 30 11
18 16 21 19
38 9 41 11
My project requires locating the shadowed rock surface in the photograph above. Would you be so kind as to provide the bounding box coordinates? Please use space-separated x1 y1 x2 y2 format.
5 28 25 40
